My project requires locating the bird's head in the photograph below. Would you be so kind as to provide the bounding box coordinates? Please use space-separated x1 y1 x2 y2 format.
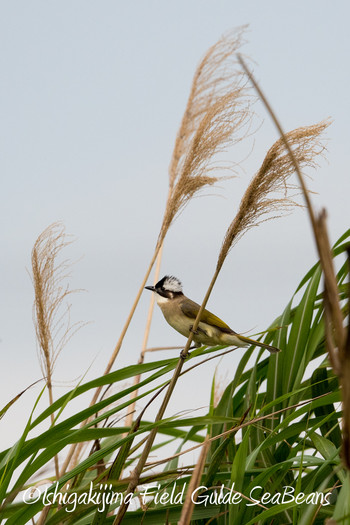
145 275 183 300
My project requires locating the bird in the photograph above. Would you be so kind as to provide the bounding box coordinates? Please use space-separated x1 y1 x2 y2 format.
145 275 280 353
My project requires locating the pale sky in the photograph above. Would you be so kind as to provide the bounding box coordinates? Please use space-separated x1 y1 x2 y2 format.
1 1 349 450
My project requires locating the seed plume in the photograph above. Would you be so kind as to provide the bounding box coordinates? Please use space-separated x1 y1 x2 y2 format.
31 222 81 389
159 28 252 243
217 120 330 270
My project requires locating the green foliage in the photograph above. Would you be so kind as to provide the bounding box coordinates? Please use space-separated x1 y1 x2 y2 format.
0 230 349 524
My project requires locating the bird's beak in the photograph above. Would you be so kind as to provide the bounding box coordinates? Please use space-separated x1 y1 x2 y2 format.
145 285 155 292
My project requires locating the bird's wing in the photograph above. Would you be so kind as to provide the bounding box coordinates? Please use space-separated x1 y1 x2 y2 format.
180 300 233 333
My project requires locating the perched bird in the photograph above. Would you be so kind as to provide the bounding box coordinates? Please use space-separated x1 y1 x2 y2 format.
145 275 280 353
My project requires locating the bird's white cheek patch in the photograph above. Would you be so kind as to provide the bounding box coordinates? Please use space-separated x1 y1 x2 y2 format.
156 295 170 306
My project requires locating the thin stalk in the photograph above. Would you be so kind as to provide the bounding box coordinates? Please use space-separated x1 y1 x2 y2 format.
48 388 59 479
139 346 184 353
102 244 162 380
36 505 50 525
59 244 162 477
61 34 249 479
40 343 59 479
178 436 210 525
238 54 342 335
237 55 319 237
124 242 164 431
238 55 349 469
112 268 221 524
36 377 58 525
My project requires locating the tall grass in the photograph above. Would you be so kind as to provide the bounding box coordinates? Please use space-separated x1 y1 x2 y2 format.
1 28 348 525
0 232 348 524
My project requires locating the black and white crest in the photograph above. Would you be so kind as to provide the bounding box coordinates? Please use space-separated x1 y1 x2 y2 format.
156 275 183 293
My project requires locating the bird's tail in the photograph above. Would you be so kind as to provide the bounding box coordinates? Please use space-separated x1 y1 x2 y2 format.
238 335 280 354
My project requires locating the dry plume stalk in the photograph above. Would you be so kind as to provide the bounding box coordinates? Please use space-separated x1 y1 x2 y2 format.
32 222 79 478
113 110 329 525
124 244 164 433
316 211 346 363
317 212 350 468
238 56 350 470
63 28 252 476
123 28 251 435
103 28 250 378
178 436 210 525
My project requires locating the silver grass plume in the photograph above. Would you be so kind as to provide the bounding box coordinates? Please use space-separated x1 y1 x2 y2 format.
217 121 330 270
159 27 252 244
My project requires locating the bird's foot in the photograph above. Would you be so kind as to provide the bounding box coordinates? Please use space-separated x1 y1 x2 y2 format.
180 344 198 360
180 349 190 360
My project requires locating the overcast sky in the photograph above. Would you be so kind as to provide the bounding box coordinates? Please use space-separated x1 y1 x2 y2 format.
1 1 349 450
